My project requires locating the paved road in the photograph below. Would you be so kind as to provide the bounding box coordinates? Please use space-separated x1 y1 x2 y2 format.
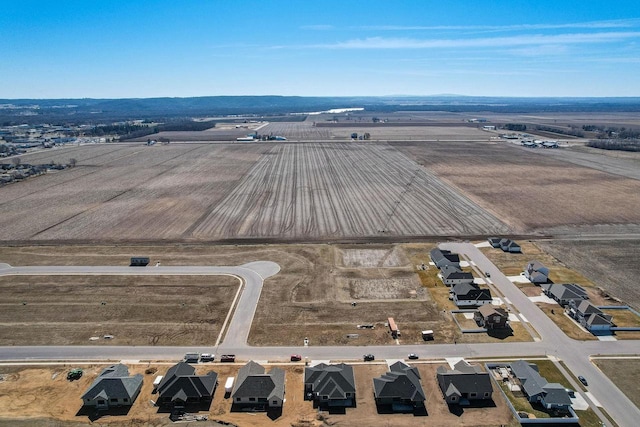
441 243 640 427
1 254 639 426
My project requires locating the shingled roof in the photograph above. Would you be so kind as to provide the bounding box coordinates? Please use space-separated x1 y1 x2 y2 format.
157 362 217 405
232 361 285 402
305 363 355 400
373 361 425 403
81 364 143 403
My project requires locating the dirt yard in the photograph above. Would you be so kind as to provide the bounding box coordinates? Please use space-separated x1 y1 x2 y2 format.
0 361 517 427
592 358 640 410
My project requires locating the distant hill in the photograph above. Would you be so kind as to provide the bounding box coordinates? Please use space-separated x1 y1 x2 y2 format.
2 95 640 125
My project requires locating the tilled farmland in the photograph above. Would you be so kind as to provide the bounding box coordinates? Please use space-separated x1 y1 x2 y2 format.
1 142 508 241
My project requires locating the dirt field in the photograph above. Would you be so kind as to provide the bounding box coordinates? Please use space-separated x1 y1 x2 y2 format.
191 143 508 240
0 275 238 346
593 358 640 410
397 140 640 234
536 240 640 311
0 361 517 427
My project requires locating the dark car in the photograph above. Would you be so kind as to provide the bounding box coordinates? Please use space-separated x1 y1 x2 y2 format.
290 354 302 362
578 375 588 386
364 354 375 361
220 354 236 362
408 353 419 360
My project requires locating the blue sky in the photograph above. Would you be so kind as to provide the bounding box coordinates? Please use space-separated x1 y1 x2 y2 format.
1 0 640 98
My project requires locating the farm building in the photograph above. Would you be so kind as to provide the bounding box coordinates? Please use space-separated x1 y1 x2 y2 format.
81 364 143 409
373 361 425 412
304 363 356 408
430 248 460 269
567 300 613 332
231 361 285 410
156 362 218 408
450 283 492 307
436 360 493 405
541 283 588 307
440 265 474 286
509 360 572 412
524 260 549 284
474 305 509 329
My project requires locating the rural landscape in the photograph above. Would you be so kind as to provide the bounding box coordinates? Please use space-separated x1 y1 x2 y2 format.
2 100 640 427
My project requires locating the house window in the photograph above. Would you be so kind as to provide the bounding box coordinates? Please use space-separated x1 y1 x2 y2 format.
470 392 477 398
451 396 457 401
236 397 241 402
273 400 278 405
345 392 351 397
323 395 328 400
484 392 490 397
97 400 105 405
110 398 118 403
123 398 128 403
249 397 256 402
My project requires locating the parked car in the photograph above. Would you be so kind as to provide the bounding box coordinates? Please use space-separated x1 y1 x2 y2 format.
364 354 375 361
67 369 83 381
408 353 419 360
578 375 588 386
200 353 214 362
220 355 236 362
485 272 491 278
290 354 302 362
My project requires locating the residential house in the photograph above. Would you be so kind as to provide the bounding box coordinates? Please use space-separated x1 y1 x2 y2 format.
157 362 218 408
429 248 460 270
474 305 509 329
568 300 613 332
488 237 502 248
304 363 356 408
440 265 474 286
436 360 493 405
231 361 285 409
509 360 572 411
81 364 143 409
524 261 549 284
450 283 492 307
541 283 588 307
373 361 425 412
499 239 521 253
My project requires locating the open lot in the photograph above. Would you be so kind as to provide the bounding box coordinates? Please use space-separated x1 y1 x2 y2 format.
0 275 238 346
592 358 640 410
0 361 517 427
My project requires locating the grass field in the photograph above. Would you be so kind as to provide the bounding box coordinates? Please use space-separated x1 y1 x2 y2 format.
593 358 640 410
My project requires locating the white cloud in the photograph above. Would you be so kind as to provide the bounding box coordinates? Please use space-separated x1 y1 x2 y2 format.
315 32 640 49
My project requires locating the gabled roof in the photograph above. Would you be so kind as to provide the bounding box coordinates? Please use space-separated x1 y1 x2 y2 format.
232 361 285 401
543 283 588 302
305 363 355 399
442 266 474 280
542 383 572 406
452 283 492 301
373 361 425 402
477 305 507 318
157 362 217 403
430 249 460 265
510 360 547 397
525 260 548 273
81 364 143 402
586 313 613 326
577 300 603 316
436 360 492 398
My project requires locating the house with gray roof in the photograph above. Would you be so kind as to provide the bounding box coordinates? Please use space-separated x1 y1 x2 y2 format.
81 364 143 409
373 361 425 412
450 283 492 307
488 237 502 248
541 283 588 307
509 360 572 411
499 239 521 253
304 363 356 408
440 265 474 286
157 362 218 408
430 248 460 269
436 360 493 405
524 261 549 284
568 300 613 332
231 361 285 409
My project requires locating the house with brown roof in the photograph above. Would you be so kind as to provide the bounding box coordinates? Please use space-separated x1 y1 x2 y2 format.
474 305 509 329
